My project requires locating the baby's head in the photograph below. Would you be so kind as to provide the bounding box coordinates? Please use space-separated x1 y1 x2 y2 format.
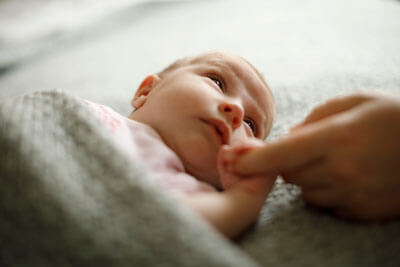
129 51 275 189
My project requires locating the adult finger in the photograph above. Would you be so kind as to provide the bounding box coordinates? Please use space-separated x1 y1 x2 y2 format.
234 118 340 176
302 187 343 209
282 160 333 189
334 192 400 221
292 93 375 130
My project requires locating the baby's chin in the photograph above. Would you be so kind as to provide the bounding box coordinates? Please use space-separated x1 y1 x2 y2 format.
183 159 222 189
173 142 221 188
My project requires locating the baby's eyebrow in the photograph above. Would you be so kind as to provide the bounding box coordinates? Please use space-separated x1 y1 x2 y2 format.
211 61 235 74
196 58 236 77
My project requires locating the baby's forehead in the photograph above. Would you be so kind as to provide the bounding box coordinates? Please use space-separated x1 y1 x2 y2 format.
190 52 245 71
191 53 268 89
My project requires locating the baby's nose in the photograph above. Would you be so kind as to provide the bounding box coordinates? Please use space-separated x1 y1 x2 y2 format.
218 102 243 130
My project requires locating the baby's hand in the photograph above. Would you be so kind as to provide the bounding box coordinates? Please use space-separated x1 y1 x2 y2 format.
218 140 276 195
187 139 277 238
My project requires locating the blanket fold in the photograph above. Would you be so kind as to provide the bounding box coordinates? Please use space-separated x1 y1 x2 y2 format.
0 90 259 267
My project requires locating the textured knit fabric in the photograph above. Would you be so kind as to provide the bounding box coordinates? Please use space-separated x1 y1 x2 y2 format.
0 90 259 267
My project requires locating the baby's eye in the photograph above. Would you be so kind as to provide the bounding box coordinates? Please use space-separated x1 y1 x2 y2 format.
244 118 257 136
207 74 225 91
211 77 223 89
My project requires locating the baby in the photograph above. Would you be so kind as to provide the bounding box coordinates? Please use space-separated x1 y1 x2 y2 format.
85 51 276 239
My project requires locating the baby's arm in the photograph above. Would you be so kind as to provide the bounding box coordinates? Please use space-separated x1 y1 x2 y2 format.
183 176 274 238
181 143 276 239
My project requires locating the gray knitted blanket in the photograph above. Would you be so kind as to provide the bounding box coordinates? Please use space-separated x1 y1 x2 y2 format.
0 90 259 267
2 89 400 266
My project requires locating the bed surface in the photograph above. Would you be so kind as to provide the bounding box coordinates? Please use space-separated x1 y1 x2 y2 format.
1 0 400 266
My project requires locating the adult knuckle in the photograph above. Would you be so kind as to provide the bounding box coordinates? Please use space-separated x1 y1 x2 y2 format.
312 104 327 115
328 123 366 179
333 159 362 183
351 91 376 102
346 190 373 214
307 101 330 120
329 120 355 146
302 190 324 207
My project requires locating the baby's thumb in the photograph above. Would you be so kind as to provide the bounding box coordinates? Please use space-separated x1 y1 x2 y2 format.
234 175 277 197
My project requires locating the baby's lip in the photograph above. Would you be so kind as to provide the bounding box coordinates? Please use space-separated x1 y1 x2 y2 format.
201 118 230 145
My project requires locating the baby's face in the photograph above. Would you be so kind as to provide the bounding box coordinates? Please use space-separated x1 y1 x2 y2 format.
130 51 274 188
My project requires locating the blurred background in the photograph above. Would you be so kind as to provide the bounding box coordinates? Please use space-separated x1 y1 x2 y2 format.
1 0 399 139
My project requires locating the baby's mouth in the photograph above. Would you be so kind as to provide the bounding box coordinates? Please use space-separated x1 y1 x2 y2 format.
200 118 230 145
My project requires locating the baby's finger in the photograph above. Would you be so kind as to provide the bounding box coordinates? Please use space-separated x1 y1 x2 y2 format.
218 145 277 195
224 175 277 200
234 175 277 196
217 145 241 190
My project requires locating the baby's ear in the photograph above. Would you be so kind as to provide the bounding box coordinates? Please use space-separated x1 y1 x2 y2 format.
131 74 160 109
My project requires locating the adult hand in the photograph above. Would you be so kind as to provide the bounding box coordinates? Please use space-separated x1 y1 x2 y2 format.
230 92 400 221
